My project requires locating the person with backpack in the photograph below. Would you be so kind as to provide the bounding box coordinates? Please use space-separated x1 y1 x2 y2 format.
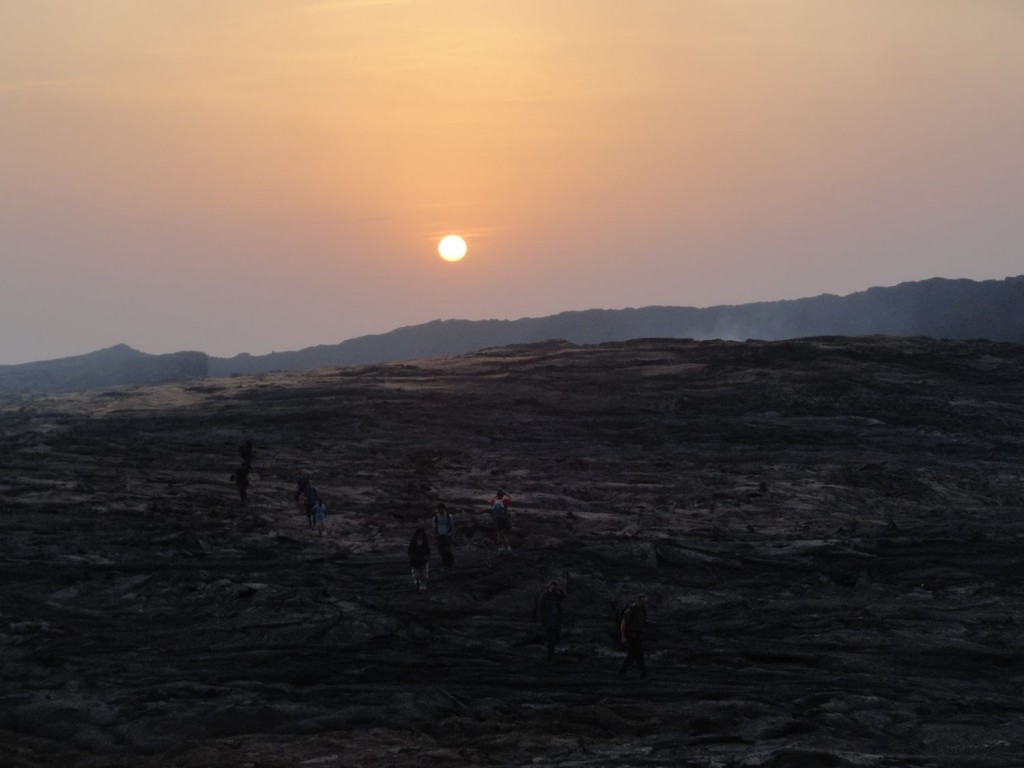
312 498 327 536
489 488 513 552
433 502 455 569
618 593 649 679
534 579 567 662
407 527 431 591
304 483 319 528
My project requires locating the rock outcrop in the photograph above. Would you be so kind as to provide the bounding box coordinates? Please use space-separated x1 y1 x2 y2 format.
2 336 1023 767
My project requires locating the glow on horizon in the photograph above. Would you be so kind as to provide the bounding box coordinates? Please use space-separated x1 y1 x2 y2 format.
2 1 1023 364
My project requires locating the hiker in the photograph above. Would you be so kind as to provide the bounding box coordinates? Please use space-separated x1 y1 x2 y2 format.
433 502 455 568
408 527 431 590
534 579 567 662
312 498 327 536
239 440 253 470
489 488 513 552
294 472 310 506
231 462 250 506
618 593 649 679
303 483 319 528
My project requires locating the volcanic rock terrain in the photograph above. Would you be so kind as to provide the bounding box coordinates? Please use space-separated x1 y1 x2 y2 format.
2 336 1024 767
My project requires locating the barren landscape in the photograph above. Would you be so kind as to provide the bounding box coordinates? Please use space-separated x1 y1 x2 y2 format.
3 336 1024 767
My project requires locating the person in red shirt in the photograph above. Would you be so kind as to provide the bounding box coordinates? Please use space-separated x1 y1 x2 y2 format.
488 488 513 552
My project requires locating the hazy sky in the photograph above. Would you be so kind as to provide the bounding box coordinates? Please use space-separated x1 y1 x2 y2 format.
3 1 1023 364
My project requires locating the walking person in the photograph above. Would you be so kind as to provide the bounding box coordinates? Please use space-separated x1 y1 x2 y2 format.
239 440 254 470
312 498 327 536
618 593 649 680
489 488 513 552
408 527 431 591
534 579 567 662
231 462 250 506
303 483 319 528
433 502 455 569
294 472 310 510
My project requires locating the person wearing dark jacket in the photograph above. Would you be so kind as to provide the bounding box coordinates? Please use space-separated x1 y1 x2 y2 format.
534 580 567 661
303 484 318 528
433 502 455 569
408 527 431 591
239 440 253 470
231 462 250 506
618 593 649 679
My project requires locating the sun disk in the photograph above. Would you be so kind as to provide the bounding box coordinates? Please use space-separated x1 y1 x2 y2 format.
438 235 467 262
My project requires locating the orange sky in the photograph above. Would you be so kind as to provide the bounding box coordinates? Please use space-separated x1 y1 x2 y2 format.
2 1 1023 363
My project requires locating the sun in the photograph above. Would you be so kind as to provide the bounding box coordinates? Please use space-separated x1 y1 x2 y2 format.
438 235 467 262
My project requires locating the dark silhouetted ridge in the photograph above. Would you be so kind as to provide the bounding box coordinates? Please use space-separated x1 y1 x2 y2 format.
0 345 208 393
208 276 1024 376
3 276 1022 391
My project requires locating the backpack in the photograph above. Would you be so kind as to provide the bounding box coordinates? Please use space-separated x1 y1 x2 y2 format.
435 512 452 536
620 603 647 638
491 499 508 519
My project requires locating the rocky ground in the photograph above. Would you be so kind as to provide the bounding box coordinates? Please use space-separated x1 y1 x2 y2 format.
2 336 1024 767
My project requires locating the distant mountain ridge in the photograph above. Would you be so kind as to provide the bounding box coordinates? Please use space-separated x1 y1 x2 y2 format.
2 276 1022 393
209 275 1024 376
0 344 207 394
